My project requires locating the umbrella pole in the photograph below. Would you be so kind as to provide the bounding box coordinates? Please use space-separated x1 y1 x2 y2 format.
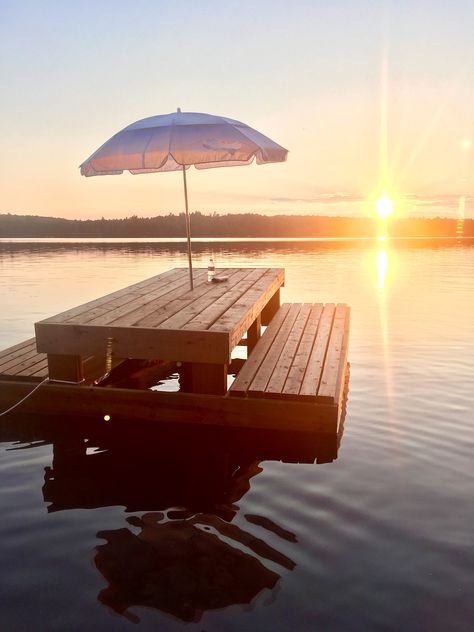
182 165 194 290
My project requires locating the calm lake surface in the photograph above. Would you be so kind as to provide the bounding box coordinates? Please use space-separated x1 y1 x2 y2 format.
1 238 473 631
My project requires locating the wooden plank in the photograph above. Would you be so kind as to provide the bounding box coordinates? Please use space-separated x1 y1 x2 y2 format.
248 303 302 398
2 352 48 377
0 337 48 377
25 361 49 377
62 288 164 326
182 268 269 331
282 304 323 399
317 304 349 404
146 268 252 329
109 268 214 326
68 268 190 326
39 268 185 325
64 272 193 324
35 322 231 364
0 344 41 373
264 304 312 398
0 338 36 362
332 306 350 414
0 340 126 381
299 304 335 401
229 304 291 397
60 291 151 325
0 379 339 433
84 269 203 326
210 269 285 349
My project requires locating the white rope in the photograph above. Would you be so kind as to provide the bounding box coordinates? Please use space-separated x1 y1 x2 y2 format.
48 378 86 385
0 377 49 417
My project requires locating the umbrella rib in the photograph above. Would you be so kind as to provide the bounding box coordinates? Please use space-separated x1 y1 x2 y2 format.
194 155 257 169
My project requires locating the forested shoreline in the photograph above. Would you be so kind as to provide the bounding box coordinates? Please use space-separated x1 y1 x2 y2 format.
0 212 472 238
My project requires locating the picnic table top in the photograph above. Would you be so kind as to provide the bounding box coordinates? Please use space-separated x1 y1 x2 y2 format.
34 267 284 364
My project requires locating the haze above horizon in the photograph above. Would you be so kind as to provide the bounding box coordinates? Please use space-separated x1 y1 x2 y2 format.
0 0 472 220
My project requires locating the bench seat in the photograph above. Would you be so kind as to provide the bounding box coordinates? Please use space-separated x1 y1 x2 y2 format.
230 302 350 404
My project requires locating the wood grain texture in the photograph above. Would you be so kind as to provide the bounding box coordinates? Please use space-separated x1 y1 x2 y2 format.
248 304 301 397
35 268 285 365
35 322 231 363
152 268 251 329
299 304 335 401
229 304 291 397
183 268 268 330
282 304 323 398
40 268 185 325
317 304 348 403
264 303 312 397
0 379 338 433
212 269 285 350
230 301 350 409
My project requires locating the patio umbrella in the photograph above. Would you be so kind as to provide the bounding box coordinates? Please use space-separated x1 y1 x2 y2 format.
80 109 288 289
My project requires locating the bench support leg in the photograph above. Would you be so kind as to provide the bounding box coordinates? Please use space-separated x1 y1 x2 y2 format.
183 362 228 395
247 314 261 356
261 289 280 326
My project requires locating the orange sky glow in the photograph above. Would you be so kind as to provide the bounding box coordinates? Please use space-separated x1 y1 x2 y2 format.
0 1 472 221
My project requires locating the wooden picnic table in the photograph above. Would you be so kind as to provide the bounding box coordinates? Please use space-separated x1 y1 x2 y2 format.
35 267 284 394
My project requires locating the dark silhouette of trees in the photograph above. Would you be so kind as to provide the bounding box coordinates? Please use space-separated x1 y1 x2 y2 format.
0 212 472 238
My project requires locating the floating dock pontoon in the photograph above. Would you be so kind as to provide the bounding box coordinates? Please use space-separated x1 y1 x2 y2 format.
0 268 350 433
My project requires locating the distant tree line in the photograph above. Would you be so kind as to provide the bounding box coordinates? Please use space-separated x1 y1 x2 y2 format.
0 212 472 238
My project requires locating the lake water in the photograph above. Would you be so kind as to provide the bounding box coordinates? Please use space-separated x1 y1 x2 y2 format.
0 238 473 631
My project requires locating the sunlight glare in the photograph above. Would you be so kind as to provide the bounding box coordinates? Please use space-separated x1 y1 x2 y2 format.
376 193 393 219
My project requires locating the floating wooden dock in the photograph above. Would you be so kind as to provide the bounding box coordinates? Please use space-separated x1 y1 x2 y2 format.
0 268 350 433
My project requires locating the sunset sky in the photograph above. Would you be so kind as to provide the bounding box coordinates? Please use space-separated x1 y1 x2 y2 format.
0 0 472 220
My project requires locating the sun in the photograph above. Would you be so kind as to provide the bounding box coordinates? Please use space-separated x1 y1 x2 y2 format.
376 193 393 218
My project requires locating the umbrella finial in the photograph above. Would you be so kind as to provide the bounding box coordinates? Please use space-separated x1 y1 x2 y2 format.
177 107 181 113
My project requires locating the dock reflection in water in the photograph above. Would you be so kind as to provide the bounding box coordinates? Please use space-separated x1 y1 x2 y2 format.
35 417 345 624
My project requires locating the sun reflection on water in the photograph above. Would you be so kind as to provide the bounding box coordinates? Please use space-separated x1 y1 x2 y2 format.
456 196 465 241
376 248 388 290
373 240 396 427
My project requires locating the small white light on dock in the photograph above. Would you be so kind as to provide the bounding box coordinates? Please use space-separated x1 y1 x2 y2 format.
176 361 182 367
104 414 111 421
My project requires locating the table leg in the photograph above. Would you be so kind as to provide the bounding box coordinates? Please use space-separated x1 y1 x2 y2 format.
47 354 84 382
182 362 228 395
